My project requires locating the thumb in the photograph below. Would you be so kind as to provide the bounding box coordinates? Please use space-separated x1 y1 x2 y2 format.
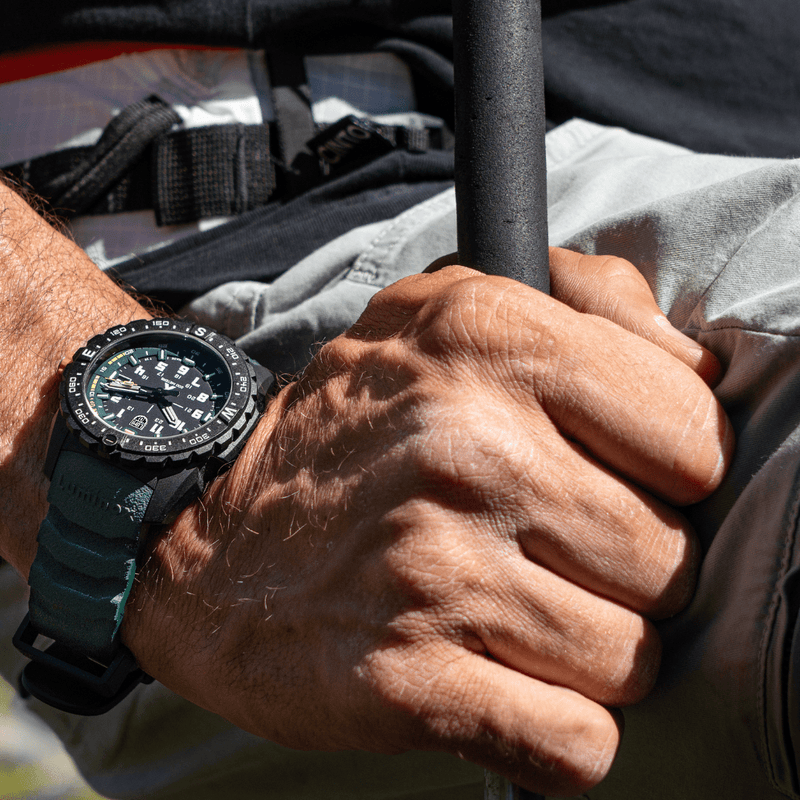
549 247 721 386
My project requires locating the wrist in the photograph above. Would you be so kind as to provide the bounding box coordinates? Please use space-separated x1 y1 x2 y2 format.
0 181 148 576
120 388 289 694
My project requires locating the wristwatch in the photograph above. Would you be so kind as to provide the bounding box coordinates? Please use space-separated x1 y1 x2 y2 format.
13 318 274 715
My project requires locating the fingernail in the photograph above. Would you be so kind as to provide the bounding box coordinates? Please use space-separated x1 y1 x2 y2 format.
654 315 704 354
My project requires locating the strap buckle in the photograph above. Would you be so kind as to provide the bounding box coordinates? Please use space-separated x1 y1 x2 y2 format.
13 615 153 716
288 115 396 195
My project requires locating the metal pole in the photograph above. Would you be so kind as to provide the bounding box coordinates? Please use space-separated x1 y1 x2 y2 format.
451 0 549 797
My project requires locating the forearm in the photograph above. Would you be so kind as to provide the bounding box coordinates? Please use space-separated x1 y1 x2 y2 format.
0 181 148 576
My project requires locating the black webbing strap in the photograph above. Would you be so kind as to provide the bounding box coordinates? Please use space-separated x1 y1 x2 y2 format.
6 120 279 225
5 108 445 226
29 95 180 218
153 124 276 225
265 51 316 195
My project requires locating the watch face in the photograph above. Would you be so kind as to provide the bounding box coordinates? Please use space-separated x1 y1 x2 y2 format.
61 319 264 464
85 333 231 438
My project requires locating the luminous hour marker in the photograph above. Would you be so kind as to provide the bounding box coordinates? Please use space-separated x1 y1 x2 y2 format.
182 358 196 367
159 349 166 361
129 355 139 366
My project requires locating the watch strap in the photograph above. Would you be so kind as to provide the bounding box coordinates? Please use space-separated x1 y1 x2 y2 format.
28 448 153 662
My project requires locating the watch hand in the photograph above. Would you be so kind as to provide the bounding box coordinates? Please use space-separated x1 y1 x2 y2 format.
103 379 142 395
162 405 187 431
103 380 179 401
149 387 180 399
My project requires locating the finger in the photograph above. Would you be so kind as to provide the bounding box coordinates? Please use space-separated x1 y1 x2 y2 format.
382 497 661 707
549 247 721 386
516 436 699 619
536 304 733 505
422 398 698 616
395 646 623 796
353 268 733 504
425 248 721 385
404 274 732 505
474 555 662 708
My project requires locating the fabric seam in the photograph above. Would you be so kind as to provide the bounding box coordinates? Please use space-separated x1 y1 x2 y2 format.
347 188 455 285
760 464 800 798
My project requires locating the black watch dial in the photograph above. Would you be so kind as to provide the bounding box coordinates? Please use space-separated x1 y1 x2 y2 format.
86 334 231 438
61 319 269 465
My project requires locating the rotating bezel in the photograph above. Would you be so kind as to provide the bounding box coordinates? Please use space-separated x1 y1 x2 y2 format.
59 318 260 466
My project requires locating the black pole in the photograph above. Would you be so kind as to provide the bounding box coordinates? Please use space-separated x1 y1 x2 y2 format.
452 1 549 798
452 0 549 295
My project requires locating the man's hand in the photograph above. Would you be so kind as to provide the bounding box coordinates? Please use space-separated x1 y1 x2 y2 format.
122 252 732 796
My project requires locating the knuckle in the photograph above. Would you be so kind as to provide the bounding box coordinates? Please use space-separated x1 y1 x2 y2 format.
546 707 621 795
358 642 476 748
417 279 484 342
668 390 733 505
595 614 661 707
593 254 644 283
636 525 700 619
550 247 650 310
350 273 439 340
353 266 487 342
500 693 621 797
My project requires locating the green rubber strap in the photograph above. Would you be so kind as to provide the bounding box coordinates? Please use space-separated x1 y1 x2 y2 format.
28 450 153 663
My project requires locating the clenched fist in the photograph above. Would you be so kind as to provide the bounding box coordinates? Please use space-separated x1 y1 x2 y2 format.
123 250 731 796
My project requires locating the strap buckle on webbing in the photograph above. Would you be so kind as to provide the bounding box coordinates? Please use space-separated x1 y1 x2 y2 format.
288 115 396 195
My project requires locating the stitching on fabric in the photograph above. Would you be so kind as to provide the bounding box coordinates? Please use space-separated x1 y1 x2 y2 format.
347 189 455 285
683 326 800 339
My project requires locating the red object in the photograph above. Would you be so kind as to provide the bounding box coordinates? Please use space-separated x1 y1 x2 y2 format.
0 42 237 85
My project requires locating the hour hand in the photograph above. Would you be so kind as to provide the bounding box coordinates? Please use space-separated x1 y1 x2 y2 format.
162 405 182 429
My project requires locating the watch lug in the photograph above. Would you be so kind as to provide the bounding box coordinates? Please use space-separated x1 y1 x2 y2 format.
250 359 276 401
143 468 203 526
42 414 70 480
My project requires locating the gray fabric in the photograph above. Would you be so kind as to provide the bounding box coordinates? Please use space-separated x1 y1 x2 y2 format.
186 189 459 374
6 118 800 798
550 126 800 800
